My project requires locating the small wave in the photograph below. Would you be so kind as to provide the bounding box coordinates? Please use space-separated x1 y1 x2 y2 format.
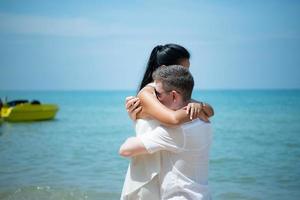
210 157 242 164
216 192 257 200
0 186 120 200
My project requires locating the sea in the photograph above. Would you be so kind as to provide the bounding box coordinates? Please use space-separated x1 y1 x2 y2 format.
0 90 299 200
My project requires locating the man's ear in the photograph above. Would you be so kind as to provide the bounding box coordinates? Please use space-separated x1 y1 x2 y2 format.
171 90 180 102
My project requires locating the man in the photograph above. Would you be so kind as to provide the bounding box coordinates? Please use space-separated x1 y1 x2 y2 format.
120 65 212 200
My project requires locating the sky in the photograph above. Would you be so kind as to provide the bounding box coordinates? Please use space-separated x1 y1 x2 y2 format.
0 0 299 90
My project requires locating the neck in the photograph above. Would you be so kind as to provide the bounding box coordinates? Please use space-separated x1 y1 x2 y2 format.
176 100 189 110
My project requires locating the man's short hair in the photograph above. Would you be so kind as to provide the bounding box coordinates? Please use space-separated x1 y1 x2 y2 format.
152 65 194 101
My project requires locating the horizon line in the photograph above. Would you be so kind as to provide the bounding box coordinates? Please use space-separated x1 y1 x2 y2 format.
0 88 300 92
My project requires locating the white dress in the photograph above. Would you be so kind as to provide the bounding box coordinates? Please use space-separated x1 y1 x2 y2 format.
121 83 162 200
121 119 161 200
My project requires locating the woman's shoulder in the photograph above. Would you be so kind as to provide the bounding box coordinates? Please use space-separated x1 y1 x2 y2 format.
147 82 155 87
138 84 155 98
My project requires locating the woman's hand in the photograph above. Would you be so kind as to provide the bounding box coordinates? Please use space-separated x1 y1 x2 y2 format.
125 96 142 121
185 102 209 122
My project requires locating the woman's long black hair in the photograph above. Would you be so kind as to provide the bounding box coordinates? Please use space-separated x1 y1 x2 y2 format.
138 44 190 91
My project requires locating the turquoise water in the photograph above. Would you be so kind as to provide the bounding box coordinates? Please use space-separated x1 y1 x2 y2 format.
0 90 299 200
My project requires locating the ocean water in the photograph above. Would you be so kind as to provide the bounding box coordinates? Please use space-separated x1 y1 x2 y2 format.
0 90 299 200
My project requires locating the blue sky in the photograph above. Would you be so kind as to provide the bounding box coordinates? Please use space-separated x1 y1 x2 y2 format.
0 0 299 90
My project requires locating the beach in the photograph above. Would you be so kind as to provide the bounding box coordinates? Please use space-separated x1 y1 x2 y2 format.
0 90 299 200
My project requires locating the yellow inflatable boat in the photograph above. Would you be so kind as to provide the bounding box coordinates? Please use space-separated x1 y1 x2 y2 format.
1 100 59 122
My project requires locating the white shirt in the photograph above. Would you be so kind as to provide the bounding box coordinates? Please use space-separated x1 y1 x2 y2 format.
139 119 213 200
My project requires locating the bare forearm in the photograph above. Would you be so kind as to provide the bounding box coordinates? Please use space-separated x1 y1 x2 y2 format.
138 87 190 126
166 109 191 125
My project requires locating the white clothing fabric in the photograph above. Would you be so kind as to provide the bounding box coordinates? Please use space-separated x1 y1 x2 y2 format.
139 119 212 200
120 118 162 200
121 82 161 200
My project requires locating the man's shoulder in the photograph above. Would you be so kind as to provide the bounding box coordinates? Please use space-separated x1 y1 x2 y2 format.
181 119 211 130
154 119 211 134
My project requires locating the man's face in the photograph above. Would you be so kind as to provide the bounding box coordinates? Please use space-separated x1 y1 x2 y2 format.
154 80 182 110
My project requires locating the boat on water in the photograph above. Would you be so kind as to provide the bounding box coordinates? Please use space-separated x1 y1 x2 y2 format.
0 99 59 122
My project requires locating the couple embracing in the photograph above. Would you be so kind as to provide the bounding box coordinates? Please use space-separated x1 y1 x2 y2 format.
119 44 214 200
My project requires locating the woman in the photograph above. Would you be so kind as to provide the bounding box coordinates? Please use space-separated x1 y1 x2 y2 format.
126 44 214 123
120 44 214 200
